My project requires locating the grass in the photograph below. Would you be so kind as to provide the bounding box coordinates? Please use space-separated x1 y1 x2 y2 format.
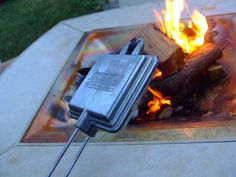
0 0 107 62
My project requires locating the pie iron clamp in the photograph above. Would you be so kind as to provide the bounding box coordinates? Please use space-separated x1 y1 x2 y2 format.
47 38 158 177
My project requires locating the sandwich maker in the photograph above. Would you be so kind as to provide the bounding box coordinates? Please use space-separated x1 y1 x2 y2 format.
47 38 158 177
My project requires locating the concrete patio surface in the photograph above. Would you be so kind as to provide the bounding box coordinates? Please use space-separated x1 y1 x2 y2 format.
1 141 236 177
1 1 236 177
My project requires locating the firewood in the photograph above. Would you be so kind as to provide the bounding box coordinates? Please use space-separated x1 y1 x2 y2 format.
150 43 222 105
137 24 185 76
207 64 226 82
158 106 173 119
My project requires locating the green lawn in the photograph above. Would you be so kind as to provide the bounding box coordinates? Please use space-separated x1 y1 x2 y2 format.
0 0 107 62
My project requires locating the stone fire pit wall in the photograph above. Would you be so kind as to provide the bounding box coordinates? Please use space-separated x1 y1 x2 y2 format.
1 1 236 177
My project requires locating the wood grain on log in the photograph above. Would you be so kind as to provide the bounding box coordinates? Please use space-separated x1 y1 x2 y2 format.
137 24 185 76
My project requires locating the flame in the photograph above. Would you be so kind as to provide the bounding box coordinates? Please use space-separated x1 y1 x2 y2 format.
153 68 162 79
154 0 208 53
147 87 171 114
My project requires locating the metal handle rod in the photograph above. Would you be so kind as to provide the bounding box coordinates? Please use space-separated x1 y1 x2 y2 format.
119 42 130 55
47 128 80 177
119 38 144 55
64 136 90 177
131 38 144 55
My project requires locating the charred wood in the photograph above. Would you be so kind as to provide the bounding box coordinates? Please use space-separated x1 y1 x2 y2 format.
150 43 223 105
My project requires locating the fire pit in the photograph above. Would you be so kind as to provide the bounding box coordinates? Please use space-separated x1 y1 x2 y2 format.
2 1 236 177
22 11 236 143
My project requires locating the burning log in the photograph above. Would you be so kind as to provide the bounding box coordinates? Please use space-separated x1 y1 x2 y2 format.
150 43 223 105
137 24 185 76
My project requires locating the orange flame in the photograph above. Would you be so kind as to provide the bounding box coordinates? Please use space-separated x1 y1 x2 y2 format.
147 87 171 114
153 0 208 53
152 68 162 79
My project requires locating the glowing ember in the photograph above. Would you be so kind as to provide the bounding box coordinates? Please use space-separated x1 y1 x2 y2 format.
152 68 162 79
147 87 171 114
153 0 208 53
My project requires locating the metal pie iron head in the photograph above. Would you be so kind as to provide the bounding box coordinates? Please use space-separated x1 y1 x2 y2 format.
46 38 158 177
69 38 158 137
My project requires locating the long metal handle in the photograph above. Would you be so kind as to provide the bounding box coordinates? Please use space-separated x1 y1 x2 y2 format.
64 136 90 177
46 128 80 177
131 38 144 55
119 38 144 55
